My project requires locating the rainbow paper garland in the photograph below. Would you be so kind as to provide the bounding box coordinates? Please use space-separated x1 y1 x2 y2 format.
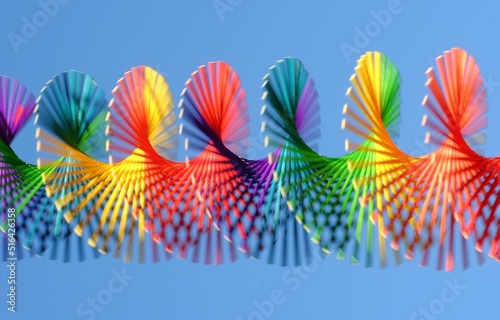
0 48 498 271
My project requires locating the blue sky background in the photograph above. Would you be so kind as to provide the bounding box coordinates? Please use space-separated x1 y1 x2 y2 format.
0 0 499 319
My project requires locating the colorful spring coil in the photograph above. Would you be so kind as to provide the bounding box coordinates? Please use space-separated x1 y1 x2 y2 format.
0 48 498 271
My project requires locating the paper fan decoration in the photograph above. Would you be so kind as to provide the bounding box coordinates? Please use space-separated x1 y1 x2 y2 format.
1 48 497 270
0 75 101 262
262 55 405 267
347 49 487 270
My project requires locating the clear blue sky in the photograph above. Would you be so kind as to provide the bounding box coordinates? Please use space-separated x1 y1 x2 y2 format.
1 0 499 319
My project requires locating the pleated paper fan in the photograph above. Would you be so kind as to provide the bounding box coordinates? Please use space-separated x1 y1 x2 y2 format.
35 71 124 261
175 61 259 264
0 49 496 270
422 50 500 262
261 57 321 151
177 60 317 266
0 75 100 262
36 71 108 160
106 66 181 262
349 49 486 270
340 51 411 266
0 76 37 261
249 57 323 266
43 67 180 263
402 48 486 270
422 48 487 150
261 58 355 266
108 66 178 161
260 55 402 267
180 61 250 157
0 76 37 218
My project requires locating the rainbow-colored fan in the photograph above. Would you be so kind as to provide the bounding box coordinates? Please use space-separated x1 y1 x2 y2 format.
0 75 100 262
0 48 498 270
